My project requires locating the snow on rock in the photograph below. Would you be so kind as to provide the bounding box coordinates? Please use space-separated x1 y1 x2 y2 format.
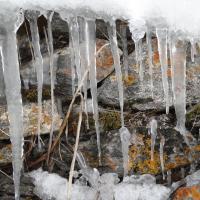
28 168 98 200
114 174 170 200
29 169 171 200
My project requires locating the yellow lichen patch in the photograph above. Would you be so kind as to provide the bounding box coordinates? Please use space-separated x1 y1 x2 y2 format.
43 114 51 125
129 136 167 174
123 74 137 86
99 111 121 131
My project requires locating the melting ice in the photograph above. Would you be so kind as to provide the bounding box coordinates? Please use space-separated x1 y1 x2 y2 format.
1 0 200 199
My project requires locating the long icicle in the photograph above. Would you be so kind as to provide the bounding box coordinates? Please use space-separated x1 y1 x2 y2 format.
120 23 129 78
46 11 55 164
146 28 154 98
69 17 81 86
160 135 165 180
78 17 89 129
156 28 169 114
149 118 157 161
26 11 44 149
1 19 24 199
171 39 187 139
85 18 101 165
107 20 124 127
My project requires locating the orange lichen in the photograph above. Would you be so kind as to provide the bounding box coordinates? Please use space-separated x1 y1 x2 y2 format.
123 74 137 86
173 185 200 200
129 136 167 174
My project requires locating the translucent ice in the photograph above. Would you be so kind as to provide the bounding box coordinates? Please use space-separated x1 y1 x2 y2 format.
26 11 44 149
46 11 55 163
160 135 165 180
156 28 169 114
0 10 24 199
119 127 131 176
149 118 158 161
146 28 154 98
120 24 129 77
171 39 187 136
129 18 145 81
85 18 101 165
107 21 124 127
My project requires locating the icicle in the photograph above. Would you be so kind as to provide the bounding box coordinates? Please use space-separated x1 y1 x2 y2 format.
0 10 24 199
156 28 169 114
69 17 81 86
190 38 196 63
129 19 145 81
78 17 89 129
0 54 5 97
26 11 43 149
69 26 76 96
120 23 129 78
46 11 55 163
160 135 165 180
120 127 131 177
138 39 144 82
107 20 124 127
85 18 101 165
167 170 172 186
146 28 154 98
168 32 174 103
171 39 187 137
149 118 157 161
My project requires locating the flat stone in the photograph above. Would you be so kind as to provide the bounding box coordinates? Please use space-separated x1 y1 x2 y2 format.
0 100 62 140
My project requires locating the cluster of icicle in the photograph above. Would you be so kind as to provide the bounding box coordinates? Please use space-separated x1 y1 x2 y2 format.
0 7 196 199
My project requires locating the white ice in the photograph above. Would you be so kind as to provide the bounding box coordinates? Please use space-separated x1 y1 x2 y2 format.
26 11 44 149
119 127 131 176
29 169 170 200
107 21 125 127
149 118 158 161
156 28 169 114
0 10 24 199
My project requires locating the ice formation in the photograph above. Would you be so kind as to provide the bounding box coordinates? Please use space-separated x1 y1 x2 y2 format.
1 0 200 199
156 28 169 114
149 118 158 161
25 10 44 149
29 168 170 200
160 135 165 180
120 127 131 176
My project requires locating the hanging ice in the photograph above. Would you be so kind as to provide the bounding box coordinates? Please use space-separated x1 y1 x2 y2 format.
149 118 158 161
159 135 165 180
156 28 169 114
85 18 101 165
171 38 187 137
69 17 81 86
120 24 129 78
78 17 89 129
146 28 154 98
0 10 24 200
0 54 5 97
107 20 124 127
120 127 131 177
129 19 145 82
190 38 196 63
46 11 55 163
26 11 44 149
